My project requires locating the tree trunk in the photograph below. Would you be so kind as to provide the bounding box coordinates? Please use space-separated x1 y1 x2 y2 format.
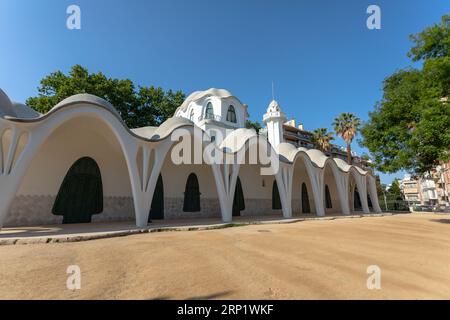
347 143 352 165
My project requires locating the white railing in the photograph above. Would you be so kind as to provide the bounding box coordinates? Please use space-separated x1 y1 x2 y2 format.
198 114 222 122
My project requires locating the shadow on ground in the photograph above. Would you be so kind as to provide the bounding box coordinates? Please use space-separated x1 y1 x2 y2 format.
149 291 233 300
430 219 450 224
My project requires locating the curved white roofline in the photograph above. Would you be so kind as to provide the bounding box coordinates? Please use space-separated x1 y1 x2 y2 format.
175 88 246 114
0 88 16 118
1 90 371 176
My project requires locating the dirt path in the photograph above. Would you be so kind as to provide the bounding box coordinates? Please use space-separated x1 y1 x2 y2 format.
1 213 449 299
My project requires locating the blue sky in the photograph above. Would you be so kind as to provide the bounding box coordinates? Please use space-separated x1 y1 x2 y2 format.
1 0 448 184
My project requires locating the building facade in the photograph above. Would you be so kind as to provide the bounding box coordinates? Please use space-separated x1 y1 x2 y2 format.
0 88 382 229
400 174 446 206
279 119 372 171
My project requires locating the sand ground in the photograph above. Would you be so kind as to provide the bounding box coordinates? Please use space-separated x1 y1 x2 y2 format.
0 213 449 300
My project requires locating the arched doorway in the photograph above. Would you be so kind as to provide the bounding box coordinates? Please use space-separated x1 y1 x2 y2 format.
272 180 282 210
325 184 333 209
367 193 373 210
301 183 310 213
183 173 201 212
52 157 103 224
232 177 245 216
354 186 362 211
149 174 164 221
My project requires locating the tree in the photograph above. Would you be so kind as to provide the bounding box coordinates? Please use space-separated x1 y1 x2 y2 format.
311 128 334 152
26 65 185 128
360 15 450 175
387 179 403 201
245 120 262 133
408 15 450 61
333 113 361 164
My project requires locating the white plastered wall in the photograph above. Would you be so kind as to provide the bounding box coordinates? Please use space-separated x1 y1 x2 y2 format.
323 163 342 214
291 158 316 215
5 116 133 226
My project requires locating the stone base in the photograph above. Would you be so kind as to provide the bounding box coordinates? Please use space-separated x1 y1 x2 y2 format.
163 197 221 219
5 195 291 226
5 195 135 227
239 199 282 216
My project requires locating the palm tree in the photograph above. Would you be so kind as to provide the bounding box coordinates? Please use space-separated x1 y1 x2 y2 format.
333 113 361 164
311 128 334 152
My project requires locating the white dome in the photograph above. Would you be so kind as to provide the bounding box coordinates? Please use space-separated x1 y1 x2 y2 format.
176 88 238 113
51 94 120 118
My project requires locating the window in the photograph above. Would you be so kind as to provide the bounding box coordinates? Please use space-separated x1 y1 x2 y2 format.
301 183 310 213
189 109 195 121
325 185 332 209
205 102 214 120
272 181 282 210
226 105 237 123
183 173 201 212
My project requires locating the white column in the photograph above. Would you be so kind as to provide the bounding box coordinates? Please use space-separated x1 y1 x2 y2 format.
0 127 37 229
333 171 351 215
367 175 382 213
306 164 325 216
127 141 171 227
275 164 293 218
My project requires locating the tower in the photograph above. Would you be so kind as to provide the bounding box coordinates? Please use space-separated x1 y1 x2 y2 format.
263 99 286 148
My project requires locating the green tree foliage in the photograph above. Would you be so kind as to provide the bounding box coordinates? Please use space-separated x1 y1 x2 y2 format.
333 113 361 164
311 128 334 152
26 65 185 128
245 120 262 133
361 15 450 175
388 179 403 201
408 15 450 61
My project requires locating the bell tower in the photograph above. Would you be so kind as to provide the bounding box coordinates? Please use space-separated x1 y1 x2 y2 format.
263 99 286 148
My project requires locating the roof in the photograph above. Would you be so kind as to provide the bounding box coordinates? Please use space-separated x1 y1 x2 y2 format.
0 88 371 177
175 88 247 115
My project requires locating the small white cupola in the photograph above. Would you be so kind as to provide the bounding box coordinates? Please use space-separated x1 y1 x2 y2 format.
263 99 287 148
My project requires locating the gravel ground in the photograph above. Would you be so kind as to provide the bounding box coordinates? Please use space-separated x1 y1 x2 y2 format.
0 213 449 299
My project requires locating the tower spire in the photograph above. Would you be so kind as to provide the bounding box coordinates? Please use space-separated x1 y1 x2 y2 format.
272 81 275 101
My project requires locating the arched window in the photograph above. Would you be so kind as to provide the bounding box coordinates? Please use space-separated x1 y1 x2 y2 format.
232 177 245 216
301 183 310 213
325 184 333 209
354 186 362 210
226 105 237 123
149 174 164 221
205 102 214 120
183 173 201 212
189 109 195 121
272 180 282 210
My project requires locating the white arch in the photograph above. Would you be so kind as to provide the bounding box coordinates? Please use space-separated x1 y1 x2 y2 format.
0 105 140 228
322 160 345 215
348 167 370 214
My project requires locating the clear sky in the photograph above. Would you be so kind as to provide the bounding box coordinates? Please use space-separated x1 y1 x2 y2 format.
1 0 448 184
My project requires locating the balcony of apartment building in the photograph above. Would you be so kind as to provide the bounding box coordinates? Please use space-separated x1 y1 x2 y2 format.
282 122 314 149
282 119 372 171
403 187 419 194
420 179 436 191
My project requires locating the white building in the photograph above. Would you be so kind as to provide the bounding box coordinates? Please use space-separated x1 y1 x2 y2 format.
400 174 438 206
0 88 381 229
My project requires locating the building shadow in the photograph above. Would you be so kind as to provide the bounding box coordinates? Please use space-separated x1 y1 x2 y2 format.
148 290 233 300
430 219 450 224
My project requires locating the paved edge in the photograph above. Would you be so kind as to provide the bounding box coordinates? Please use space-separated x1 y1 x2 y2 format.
0 212 406 246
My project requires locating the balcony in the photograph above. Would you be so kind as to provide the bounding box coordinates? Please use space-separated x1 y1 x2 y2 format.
199 114 222 122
